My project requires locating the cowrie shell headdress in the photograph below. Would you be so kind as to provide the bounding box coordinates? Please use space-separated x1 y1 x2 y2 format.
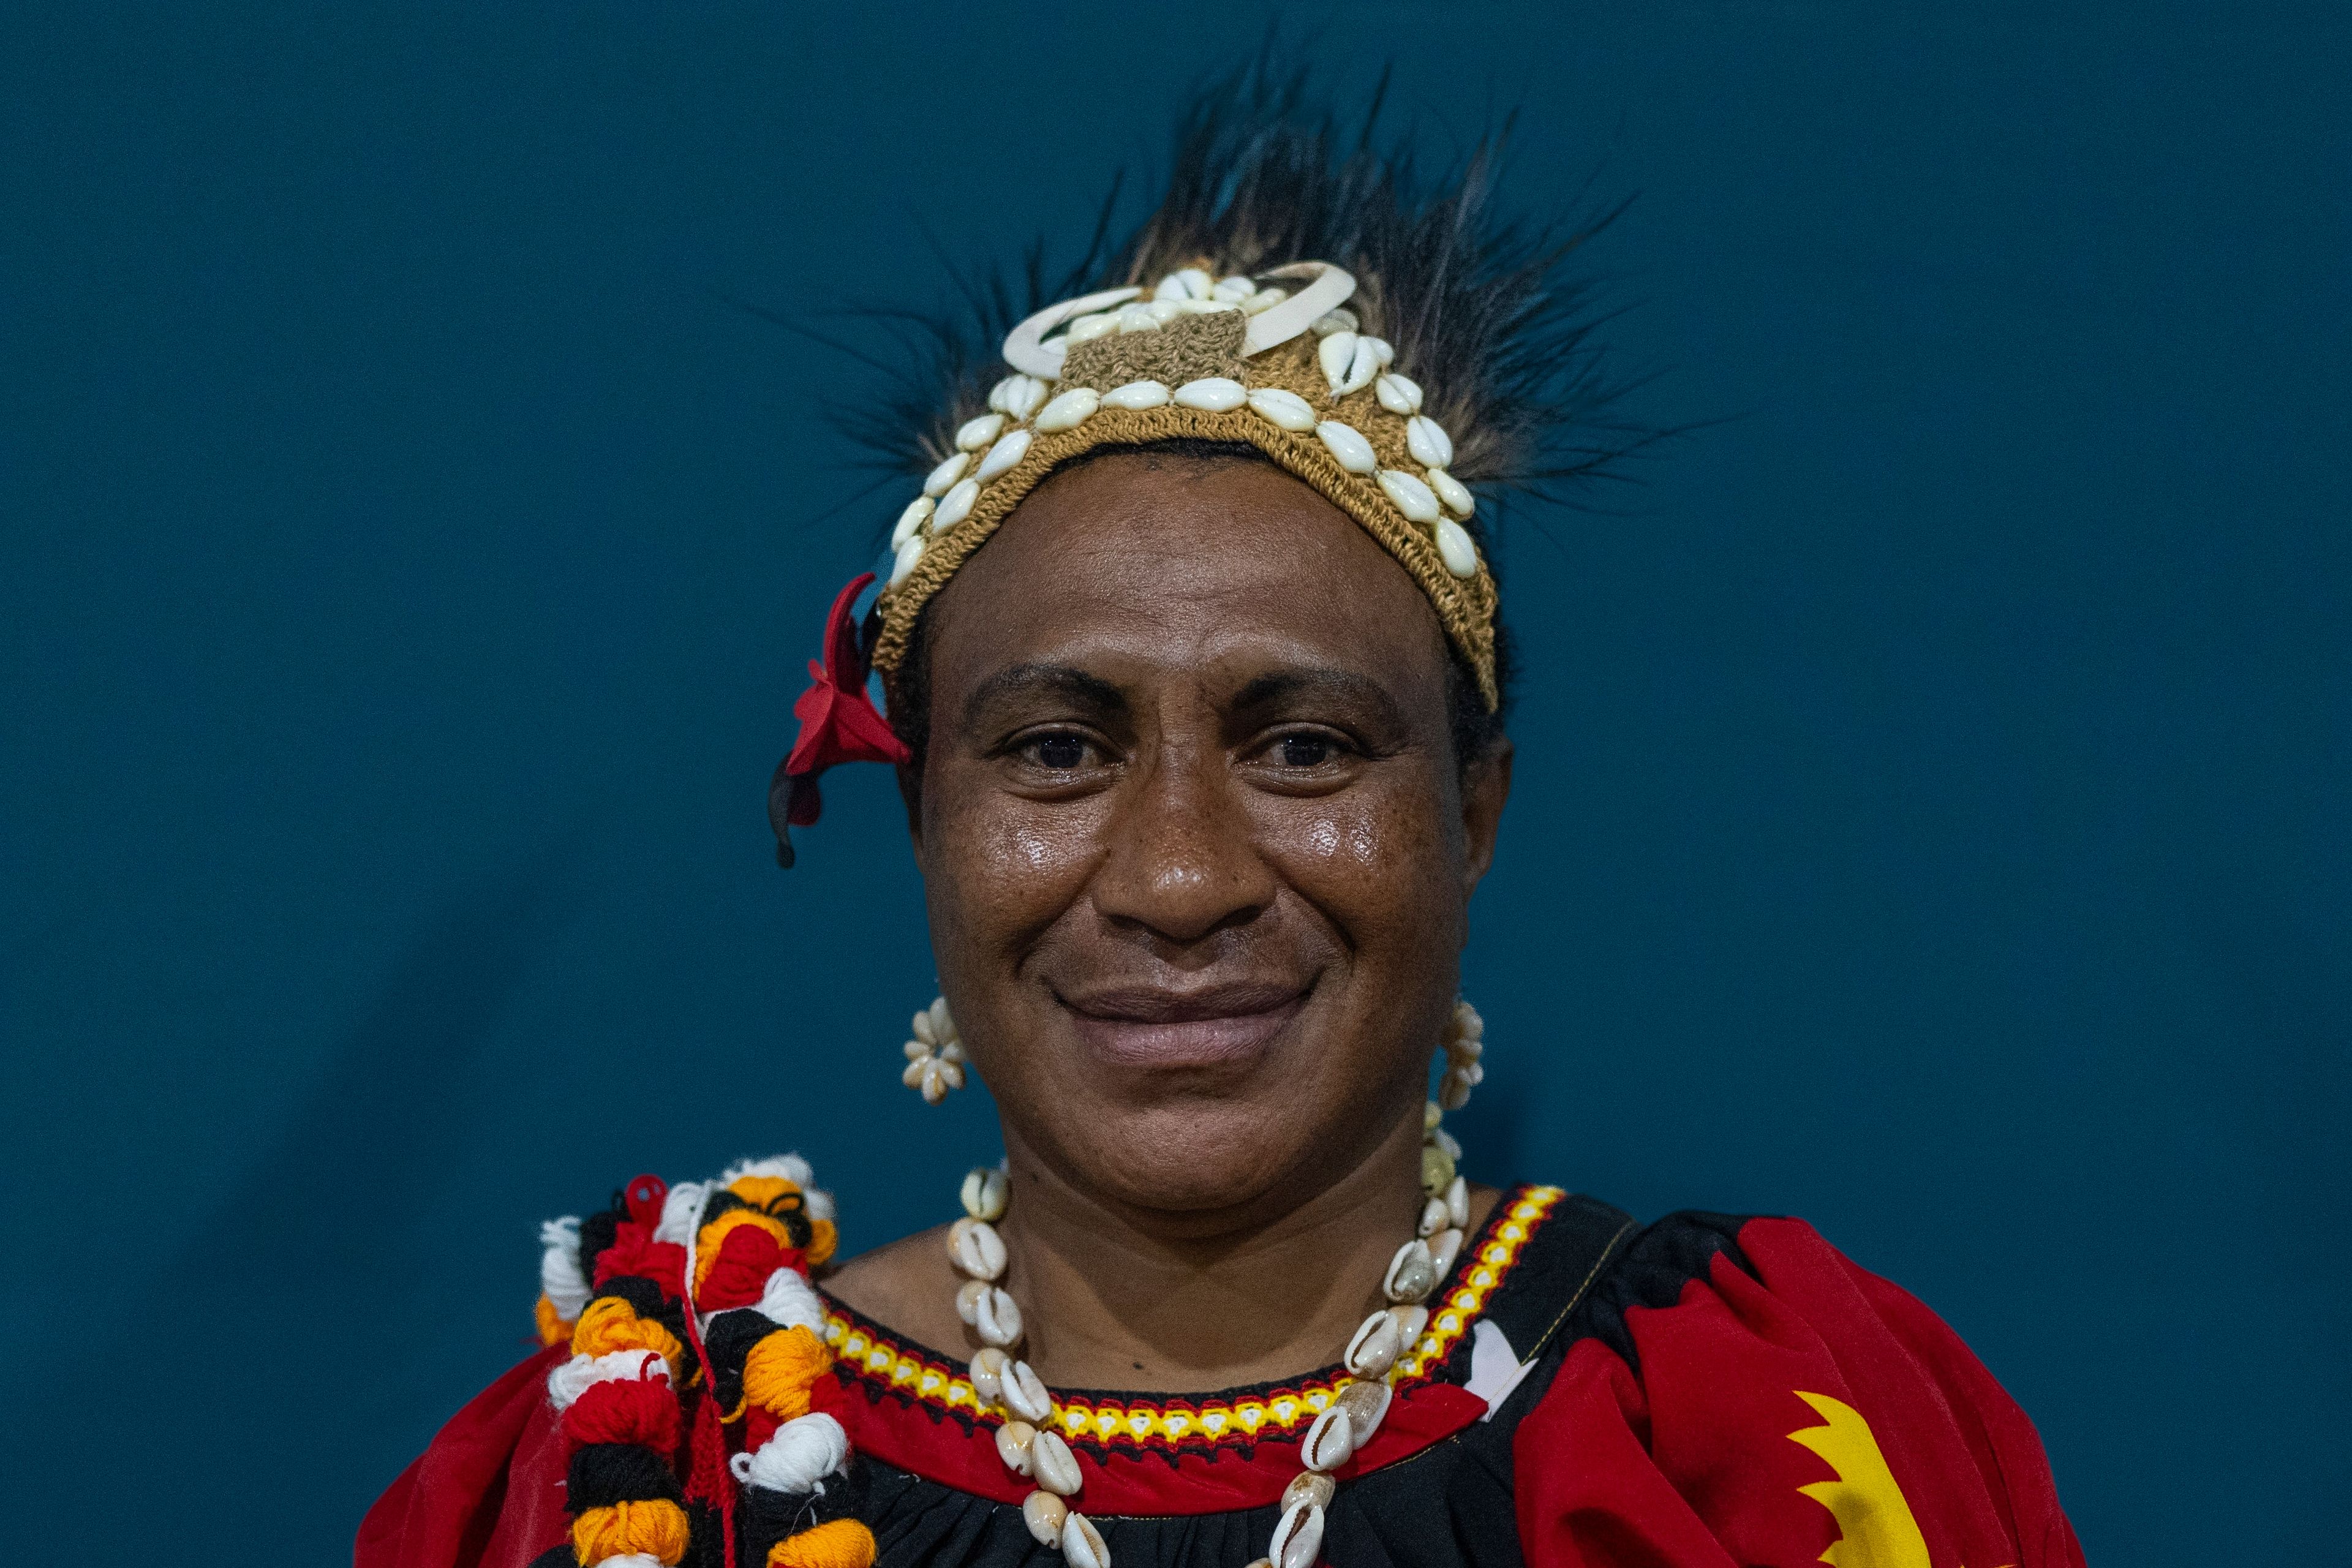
869 258 1502 709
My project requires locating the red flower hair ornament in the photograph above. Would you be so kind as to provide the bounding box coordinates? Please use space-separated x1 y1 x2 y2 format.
767 572 911 867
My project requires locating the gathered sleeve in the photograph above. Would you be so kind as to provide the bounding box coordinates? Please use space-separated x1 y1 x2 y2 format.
356 1345 573 1568
1512 1215 2084 1568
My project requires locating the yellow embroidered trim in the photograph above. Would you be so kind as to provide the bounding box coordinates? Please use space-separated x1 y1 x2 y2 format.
819 1185 1564 1450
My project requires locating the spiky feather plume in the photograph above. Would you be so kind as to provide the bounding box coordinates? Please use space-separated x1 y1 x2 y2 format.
824 64 1646 540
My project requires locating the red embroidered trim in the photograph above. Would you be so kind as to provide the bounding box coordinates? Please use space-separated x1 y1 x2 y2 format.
820 1185 1562 1454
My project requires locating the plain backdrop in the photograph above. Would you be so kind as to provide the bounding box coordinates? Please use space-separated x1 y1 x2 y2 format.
4 2 2345 1561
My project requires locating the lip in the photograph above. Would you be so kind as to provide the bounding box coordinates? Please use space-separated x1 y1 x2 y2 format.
1057 981 1308 1068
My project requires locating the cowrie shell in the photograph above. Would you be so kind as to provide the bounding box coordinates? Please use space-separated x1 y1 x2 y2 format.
1418 1195 1450 1238
1002 1358 1052 1423
956 1278 989 1325
1281 1471 1335 1513
1271 1499 1326 1568
1317 330 1359 393
1152 272 1190 302
1028 1429 1082 1494
1144 299 1184 326
932 477 979 532
1062 1511 1110 1568
1387 1303 1430 1346
995 1419 1037 1475
1246 386 1316 431
1315 421 1377 475
1406 415 1455 469
1377 470 1441 524
1434 517 1479 578
1101 380 1170 410
956 412 1005 451
1240 286 1287 315
1172 377 1246 412
1174 266 1214 300
888 532 923 587
1212 274 1256 303
1341 336 1381 395
1344 1309 1401 1379
1035 386 1099 432
961 1166 1009 1222
1429 1225 1465 1284
974 1286 1023 1348
1335 1377 1393 1446
1310 307 1359 336
975 426 1031 482
948 1216 1008 1281
1446 1174 1470 1230
990 374 1049 420
922 450 970 497
1375 373 1423 414
1300 1404 1354 1472
919 1058 955 1102
890 496 932 549
1384 1238 1438 1303
1021 1488 1068 1544
1116 303 1159 333
1427 467 1476 519
968 1347 1008 1406
1066 312 1118 345
1365 335 1395 368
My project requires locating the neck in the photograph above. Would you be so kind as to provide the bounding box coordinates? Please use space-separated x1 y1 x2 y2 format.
995 1101 1431 1393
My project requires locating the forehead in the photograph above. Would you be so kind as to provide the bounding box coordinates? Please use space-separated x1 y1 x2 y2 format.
924 454 1454 702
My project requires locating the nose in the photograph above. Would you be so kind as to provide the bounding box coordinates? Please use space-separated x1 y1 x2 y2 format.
1088 739 1278 948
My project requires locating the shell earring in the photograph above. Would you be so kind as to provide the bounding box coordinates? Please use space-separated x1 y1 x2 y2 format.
1436 999 1485 1110
902 997 966 1104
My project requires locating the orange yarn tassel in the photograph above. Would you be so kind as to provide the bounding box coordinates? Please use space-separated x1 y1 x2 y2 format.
534 1293 571 1348
571 1498 690 1565
766 1519 877 1568
572 1294 685 1366
742 1325 831 1420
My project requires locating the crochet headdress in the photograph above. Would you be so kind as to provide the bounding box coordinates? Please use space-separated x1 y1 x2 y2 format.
773 74 1633 862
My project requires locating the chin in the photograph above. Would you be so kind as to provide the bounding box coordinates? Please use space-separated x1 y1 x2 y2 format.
1050 1097 1309 1215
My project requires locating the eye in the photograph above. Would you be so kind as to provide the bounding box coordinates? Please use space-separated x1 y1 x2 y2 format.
1277 734 1337 768
1022 731 1092 771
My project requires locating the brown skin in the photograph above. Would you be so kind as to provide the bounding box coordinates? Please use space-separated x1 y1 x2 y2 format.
826 454 1513 1392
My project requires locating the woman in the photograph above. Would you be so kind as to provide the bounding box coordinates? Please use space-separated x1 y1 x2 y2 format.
359 82 2082 1568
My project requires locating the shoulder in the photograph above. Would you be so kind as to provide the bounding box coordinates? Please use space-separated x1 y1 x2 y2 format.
1509 1205 2084 1568
361 1155 872 1568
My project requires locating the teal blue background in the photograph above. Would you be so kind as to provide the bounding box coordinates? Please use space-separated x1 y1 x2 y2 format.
4 3 2345 1560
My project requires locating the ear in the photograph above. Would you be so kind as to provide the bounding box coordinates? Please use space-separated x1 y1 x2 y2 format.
1458 737 1513 897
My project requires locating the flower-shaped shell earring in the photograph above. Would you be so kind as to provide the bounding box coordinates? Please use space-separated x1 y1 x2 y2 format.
903 997 966 1104
1438 999 1485 1110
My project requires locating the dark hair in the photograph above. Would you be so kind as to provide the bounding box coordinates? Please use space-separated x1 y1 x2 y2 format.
869 437 1514 802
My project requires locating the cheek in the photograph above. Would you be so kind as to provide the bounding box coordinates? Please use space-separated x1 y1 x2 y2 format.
924 786 1106 954
1262 783 1461 944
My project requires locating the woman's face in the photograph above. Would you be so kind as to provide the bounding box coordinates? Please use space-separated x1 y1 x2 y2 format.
913 454 1510 1220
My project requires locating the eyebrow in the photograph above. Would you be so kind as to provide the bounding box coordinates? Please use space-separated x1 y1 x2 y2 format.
961 663 1129 729
1230 666 1408 729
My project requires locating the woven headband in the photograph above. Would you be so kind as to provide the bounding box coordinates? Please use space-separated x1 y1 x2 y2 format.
869 260 1498 710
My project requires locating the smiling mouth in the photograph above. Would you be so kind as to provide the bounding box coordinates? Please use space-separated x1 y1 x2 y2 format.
1057 981 1308 1068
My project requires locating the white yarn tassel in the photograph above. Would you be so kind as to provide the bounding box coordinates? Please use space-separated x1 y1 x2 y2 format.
653 1180 710 1246
729 1412 849 1494
715 1153 833 1220
720 1153 815 1188
538 1216 590 1321
547 1348 671 1411
752 1267 826 1335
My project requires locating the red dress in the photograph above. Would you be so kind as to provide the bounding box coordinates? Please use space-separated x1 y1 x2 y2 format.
360 1182 2082 1567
